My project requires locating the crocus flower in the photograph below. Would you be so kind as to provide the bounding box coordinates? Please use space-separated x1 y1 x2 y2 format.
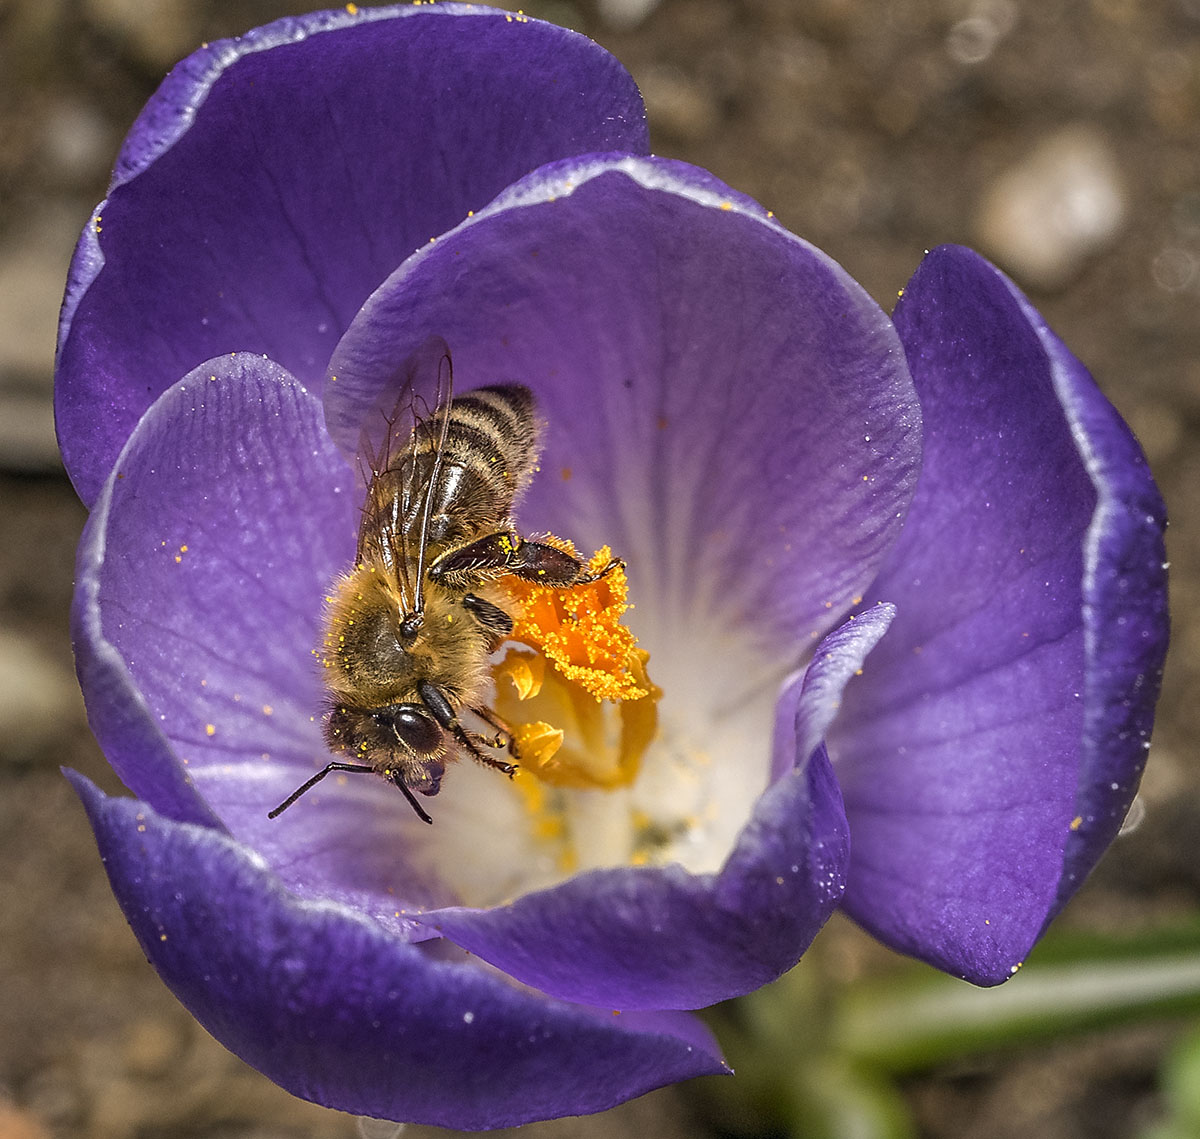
57 4 1169 1129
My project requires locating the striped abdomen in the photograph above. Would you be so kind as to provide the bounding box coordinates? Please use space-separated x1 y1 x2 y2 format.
402 384 541 555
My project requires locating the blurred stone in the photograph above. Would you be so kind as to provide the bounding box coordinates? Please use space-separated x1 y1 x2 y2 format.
1171 190 1200 236
121 1018 185 1078
813 154 876 234
0 205 81 469
83 0 200 70
946 16 1000 65
975 125 1127 290
596 0 662 31
0 390 59 472
638 65 720 142
1126 398 1185 464
357 1121 406 1139
1118 793 1147 835
0 1098 52 1139
0 207 79 382
0 629 81 762
21 1067 81 1136
42 99 115 187
1151 246 1199 293
945 1 1018 68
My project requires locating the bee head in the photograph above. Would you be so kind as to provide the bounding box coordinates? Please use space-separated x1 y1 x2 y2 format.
327 699 444 761
377 702 443 757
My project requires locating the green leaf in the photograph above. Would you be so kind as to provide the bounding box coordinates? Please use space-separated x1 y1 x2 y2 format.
783 1056 917 1139
1142 1021 1200 1138
838 947 1200 1072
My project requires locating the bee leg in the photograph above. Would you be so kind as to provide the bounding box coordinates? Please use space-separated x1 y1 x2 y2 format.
506 540 623 587
418 681 518 778
574 555 624 584
469 704 512 750
462 592 514 650
428 531 520 584
454 722 518 776
431 531 621 589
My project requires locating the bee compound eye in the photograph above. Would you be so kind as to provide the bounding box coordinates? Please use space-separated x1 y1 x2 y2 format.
385 704 443 755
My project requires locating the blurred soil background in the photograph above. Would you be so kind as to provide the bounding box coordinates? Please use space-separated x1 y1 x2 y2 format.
1 0 1199 1136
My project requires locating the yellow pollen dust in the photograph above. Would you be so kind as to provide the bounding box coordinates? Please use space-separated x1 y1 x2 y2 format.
492 539 660 792
504 541 646 701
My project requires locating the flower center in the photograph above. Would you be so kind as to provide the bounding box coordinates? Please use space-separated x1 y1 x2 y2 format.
410 539 777 906
492 541 659 792
476 540 676 874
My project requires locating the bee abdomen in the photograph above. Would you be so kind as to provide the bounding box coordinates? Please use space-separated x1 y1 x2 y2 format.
443 385 538 481
452 385 536 445
416 385 541 538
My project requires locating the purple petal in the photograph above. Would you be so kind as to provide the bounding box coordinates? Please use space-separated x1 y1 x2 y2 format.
71 354 449 923
420 609 897 1010
327 154 921 661
831 246 1168 984
56 4 648 506
69 773 726 1128
422 746 847 1011
1013 284 1170 920
73 353 353 801
772 601 897 782
74 354 512 932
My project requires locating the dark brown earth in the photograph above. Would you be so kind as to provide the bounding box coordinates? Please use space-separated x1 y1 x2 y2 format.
2 1 1198 1136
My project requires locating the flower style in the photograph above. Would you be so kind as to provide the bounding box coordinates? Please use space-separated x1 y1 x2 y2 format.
57 4 1169 1129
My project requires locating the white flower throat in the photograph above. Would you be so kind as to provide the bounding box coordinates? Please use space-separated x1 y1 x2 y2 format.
412 562 778 908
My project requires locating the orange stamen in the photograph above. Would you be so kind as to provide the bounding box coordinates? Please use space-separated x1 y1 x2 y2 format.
491 539 660 791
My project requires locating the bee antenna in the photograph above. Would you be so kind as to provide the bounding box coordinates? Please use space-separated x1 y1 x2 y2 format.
390 773 435 825
412 349 454 616
267 761 376 818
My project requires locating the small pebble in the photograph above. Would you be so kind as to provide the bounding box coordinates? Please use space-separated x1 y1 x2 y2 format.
975 125 1127 290
597 0 662 31
637 65 720 142
0 1098 52 1139
122 1018 184 1078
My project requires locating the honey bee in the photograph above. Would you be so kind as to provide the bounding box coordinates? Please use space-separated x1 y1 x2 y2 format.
269 341 618 824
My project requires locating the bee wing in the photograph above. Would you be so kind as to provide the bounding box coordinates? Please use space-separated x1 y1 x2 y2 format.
355 336 453 614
